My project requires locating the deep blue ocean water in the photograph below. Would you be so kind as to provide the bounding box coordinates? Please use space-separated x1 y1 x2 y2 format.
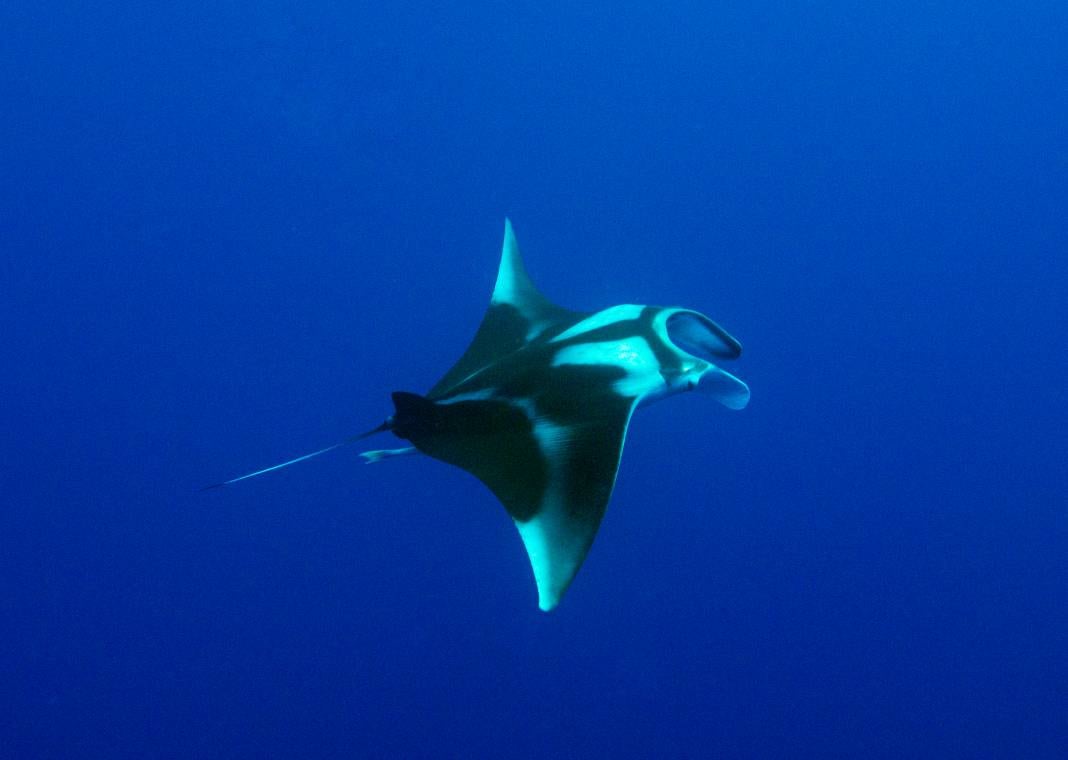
3 2 1066 757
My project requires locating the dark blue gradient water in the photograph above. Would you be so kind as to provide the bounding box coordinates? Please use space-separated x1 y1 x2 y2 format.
3 2 1066 757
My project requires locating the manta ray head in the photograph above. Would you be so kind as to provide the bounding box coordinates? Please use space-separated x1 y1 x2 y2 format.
654 308 751 410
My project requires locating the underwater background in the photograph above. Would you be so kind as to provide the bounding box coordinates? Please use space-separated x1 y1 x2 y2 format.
3 1 1066 757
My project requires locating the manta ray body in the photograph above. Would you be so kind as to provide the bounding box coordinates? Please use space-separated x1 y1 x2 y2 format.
213 221 749 610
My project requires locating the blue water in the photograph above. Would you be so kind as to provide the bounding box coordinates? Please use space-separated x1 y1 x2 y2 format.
3 2 1066 757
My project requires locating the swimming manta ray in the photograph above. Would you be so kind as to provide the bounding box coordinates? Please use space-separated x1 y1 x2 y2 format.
208 220 750 611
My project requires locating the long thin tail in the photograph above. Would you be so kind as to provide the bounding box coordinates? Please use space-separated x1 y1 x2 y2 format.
200 419 391 491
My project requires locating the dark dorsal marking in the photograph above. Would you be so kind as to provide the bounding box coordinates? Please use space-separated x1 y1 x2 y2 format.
391 391 548 521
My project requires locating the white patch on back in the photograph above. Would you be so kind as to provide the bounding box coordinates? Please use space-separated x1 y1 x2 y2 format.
551 304 643 343
552 337 666 399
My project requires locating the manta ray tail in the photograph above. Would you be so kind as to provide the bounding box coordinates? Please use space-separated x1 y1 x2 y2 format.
201 420 391 491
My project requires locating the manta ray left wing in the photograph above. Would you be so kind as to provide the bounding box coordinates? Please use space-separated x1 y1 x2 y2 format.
390 375 636 611
429 219 584 398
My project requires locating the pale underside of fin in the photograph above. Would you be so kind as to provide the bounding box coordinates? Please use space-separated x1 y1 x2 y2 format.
359 446 418 464
515 402 637 610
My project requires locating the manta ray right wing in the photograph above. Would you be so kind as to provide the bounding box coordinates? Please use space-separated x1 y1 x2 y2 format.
390 373 636 611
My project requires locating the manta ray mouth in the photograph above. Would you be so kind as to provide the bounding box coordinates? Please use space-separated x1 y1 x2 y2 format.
662 309 750 410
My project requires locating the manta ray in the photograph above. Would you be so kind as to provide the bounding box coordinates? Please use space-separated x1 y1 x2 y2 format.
208 220 750 610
